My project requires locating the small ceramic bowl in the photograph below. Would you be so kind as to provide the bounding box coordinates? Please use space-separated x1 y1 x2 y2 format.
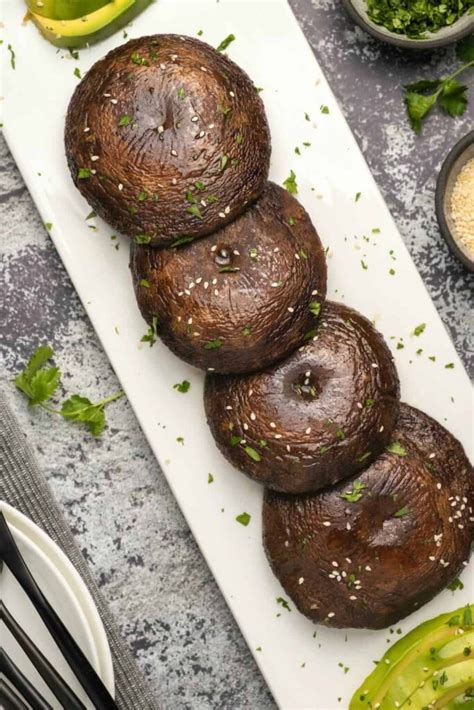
435 131 474 273
341 0 474 49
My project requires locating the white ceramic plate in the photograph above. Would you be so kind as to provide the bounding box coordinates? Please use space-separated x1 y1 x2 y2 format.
0 501 114 708
1 1 472 707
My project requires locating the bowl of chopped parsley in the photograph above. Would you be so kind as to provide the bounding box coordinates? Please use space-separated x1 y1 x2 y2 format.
342 0 474 49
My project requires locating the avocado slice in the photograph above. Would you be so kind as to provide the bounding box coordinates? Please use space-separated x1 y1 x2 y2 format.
30 0 152 48
26 0 110 21
351 605 474 709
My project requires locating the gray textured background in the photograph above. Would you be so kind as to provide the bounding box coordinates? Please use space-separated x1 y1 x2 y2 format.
1 1 473 708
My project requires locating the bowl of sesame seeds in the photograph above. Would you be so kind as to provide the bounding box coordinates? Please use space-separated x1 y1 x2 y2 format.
341 0 474 50
436 131 474 273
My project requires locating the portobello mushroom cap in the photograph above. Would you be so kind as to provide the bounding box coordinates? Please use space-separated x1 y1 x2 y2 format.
204 301 400 492
130 182 327 373
263 403 473 630
64 34 271 246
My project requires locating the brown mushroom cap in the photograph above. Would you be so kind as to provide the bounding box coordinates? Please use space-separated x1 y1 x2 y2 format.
130 182 327 374
263 403 473 630
65 34 270 247
204 301 400 492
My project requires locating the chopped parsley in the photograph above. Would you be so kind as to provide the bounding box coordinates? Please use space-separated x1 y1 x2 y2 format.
386 441 407 456
118 115 133 127
242 326 252 336
137 190 148 201
220 155 229 171
245 446 261 462
218 266 240 273
367 0 473 38
355 192 362 202
77 168 92 179
130 52 149 66
7 44 15 70
283 170 298 194
340 481 367 503
173 380 190 393
44 222 53 231
134 234 152 245
141 316 159 346
447 577 464 592
187 204 203 219
412 323 426 336
139 279 150 288
216 34 236 52
288 216 296 226
320 104 329 114
304 112 311 121
204 339 223 349
73 67 81 79
236 511 251 526
394 506 410 518
276 597 291 612
309 301 321 317
445 362 455 369
177 86 186 100
208 472 214 483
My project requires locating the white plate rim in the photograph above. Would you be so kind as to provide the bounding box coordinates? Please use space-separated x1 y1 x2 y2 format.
0 500 115 697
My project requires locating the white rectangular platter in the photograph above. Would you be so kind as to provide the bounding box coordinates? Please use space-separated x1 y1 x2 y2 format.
2 1 472 707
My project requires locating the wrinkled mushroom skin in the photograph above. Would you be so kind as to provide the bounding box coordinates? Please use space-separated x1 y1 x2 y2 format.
204 301 399 492
130 182 327 373
263 403 473 630
65 34 271 246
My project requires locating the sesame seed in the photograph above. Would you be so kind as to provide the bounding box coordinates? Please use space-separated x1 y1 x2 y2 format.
371 363 378 368
270 422 276 428
312 290 318 296
288 307 295 313
171 149 178 156
286 445 291 452
224 206 231 214
91 155 99 161
274 247 280 253
200 66 207 72
118 183 123 191
187 317 193 324
103 93 111 97
225 405 232 410
346 523 351 530
327 612 335 618
208 367 215 372
379 425 384 432
198 130 205 138
172 178 177 185
323 521 331 527
284 540 289 547
274 434 282 439
305 427 311 434
219 212 226 218
429 556 436 561
250 412 256 421
332 561 339 567
191 116 199 122
229 90 235 97
212 278 217 285
110 98 118 105
243 423 249 431
158 125 164 133
365 566 372 572
345 558 352 564
295 253 300 261
160 63 166 69
83 127 90 133
271 282 279 287
298 577 304 585
429 453 436 459
349 595 357 601
208 123 215 129
214 289 219 296
357 402 363 409
204 282 209 289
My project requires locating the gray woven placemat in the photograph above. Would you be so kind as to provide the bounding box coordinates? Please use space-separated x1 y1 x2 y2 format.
0 389 158 710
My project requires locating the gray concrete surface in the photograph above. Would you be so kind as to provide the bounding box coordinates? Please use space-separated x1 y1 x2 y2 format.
1 1 473 708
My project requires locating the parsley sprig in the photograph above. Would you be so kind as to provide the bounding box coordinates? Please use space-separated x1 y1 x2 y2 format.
14 346 124 436
404 36 474 133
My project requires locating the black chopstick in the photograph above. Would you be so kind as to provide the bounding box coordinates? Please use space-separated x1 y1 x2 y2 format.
0 679 30 710
0 649 52 710
0 512 118 709
1 601 86 709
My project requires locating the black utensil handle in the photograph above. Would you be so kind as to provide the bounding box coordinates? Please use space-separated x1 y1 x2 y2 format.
0 513 117 709
0 679 30 710
0 649 52 710
1 601 86 710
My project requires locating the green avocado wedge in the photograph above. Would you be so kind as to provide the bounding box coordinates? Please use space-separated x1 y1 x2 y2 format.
29 0 152 48
351 605 474 709
26 0 110 21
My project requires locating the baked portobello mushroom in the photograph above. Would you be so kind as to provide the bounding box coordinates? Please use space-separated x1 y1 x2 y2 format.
65 34 271 246
130 182 327 373
263 403 473 630
204 301 399 492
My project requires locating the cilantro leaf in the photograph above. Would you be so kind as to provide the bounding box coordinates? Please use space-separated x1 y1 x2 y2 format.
14 346 60 405
456 35 474 63
173 380 190 393
236 512 251 526
394 506 410 518
440 80 468 117
141 316 159 346
276 597 291 612
60 395 106 436
405 91 438 133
